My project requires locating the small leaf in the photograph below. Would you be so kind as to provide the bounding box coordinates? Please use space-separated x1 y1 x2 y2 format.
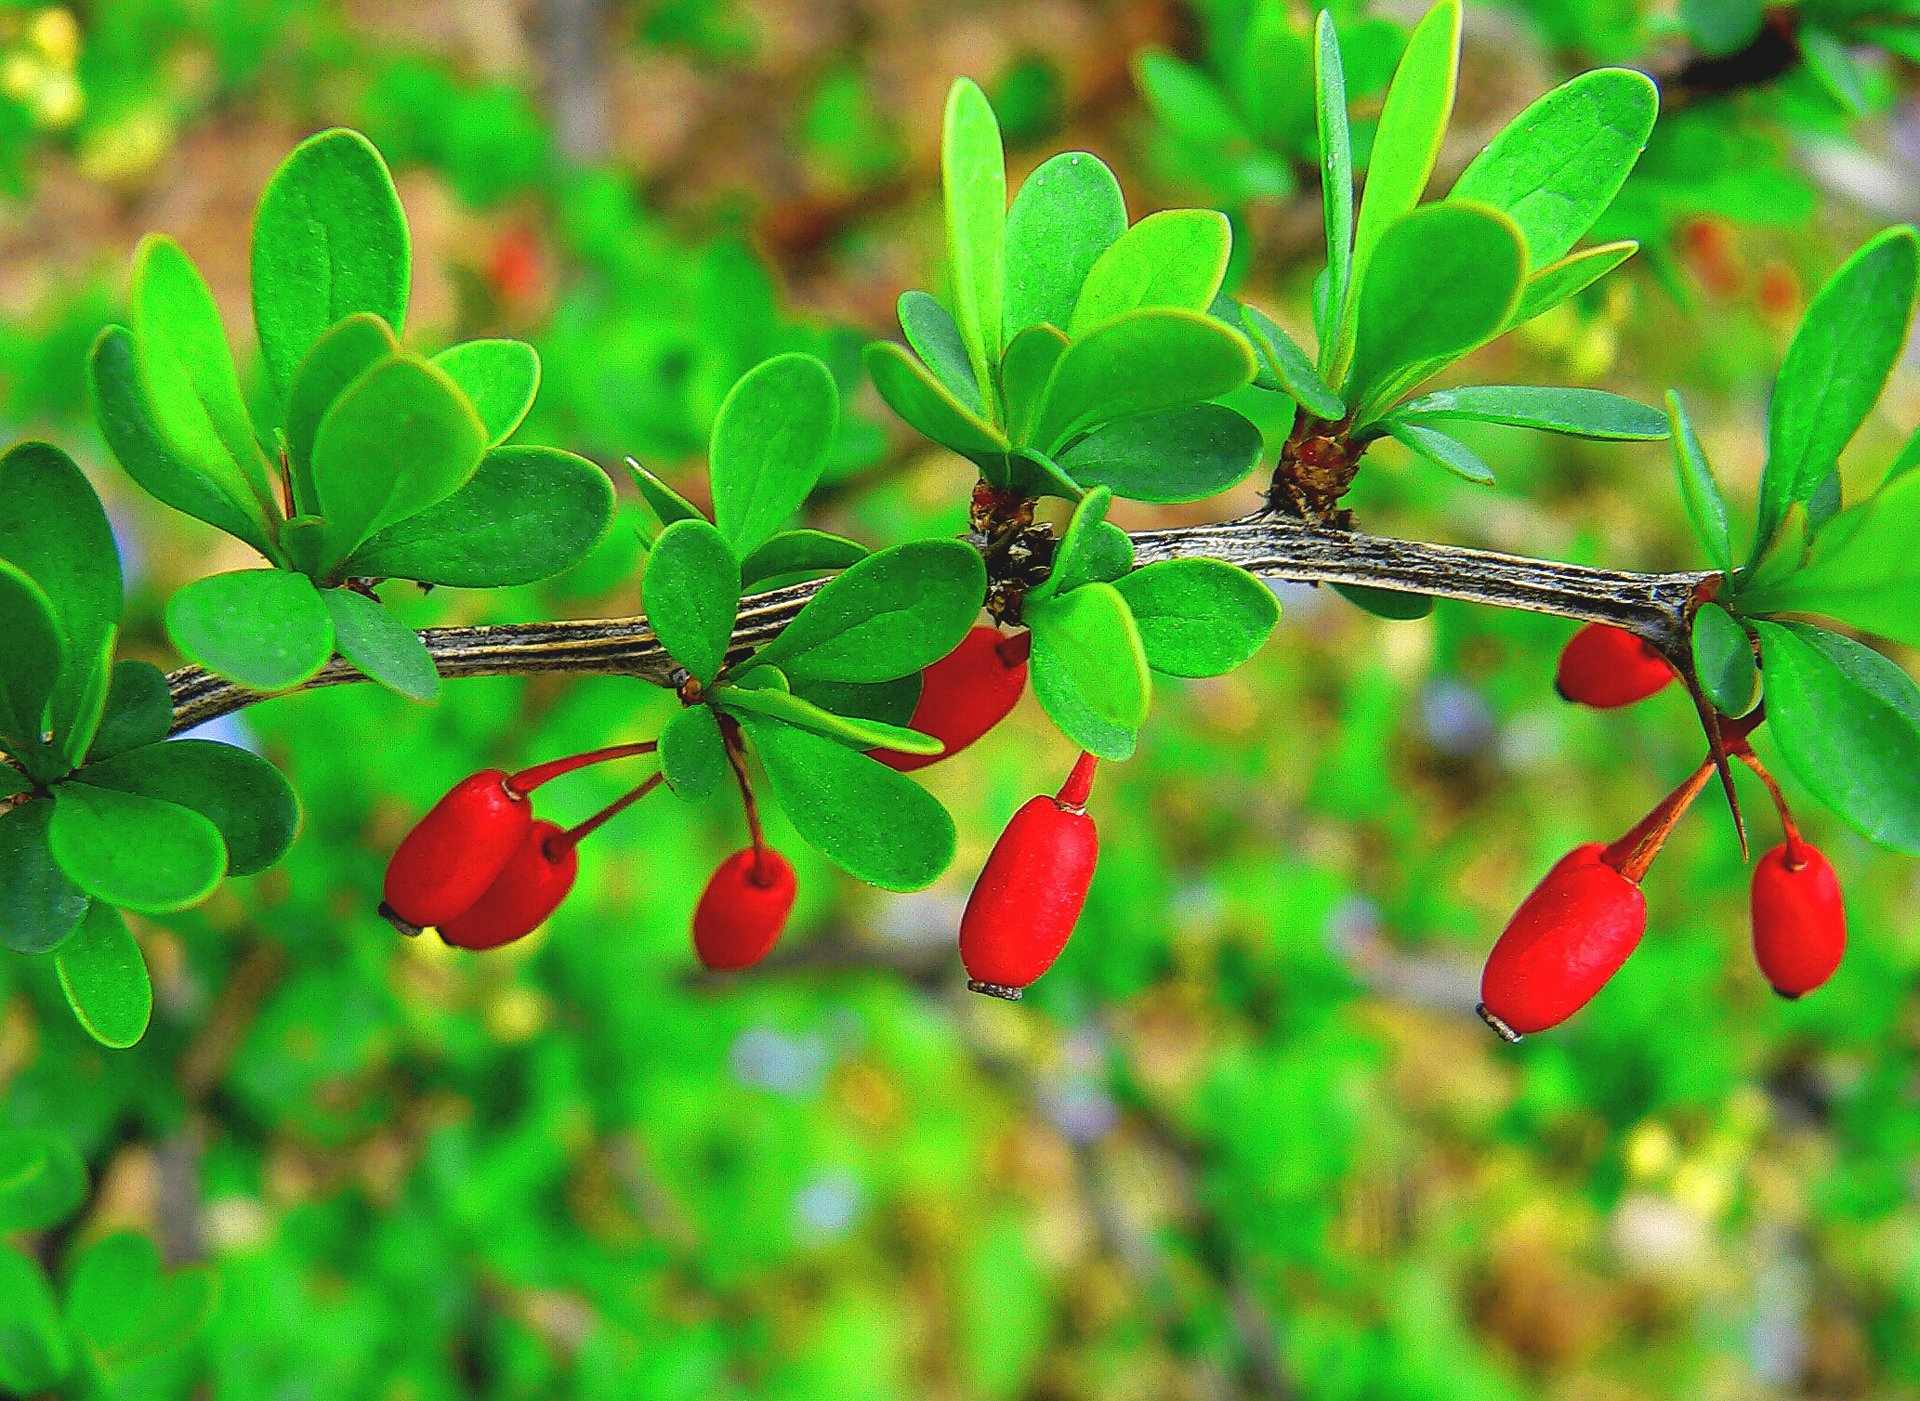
1314 12 1355 357
165 570 334 692
1334 584 1435 620
739 530 868 590
48 782 226 913
1057 403 1263 504
1001 324 1070 447
65 1232 218 1378
0 1247 71 1394
1026 581 1151 733
658 704 730 800
1032 308 1257 453
753 539 986 683
321 587 440 701
1681 0 1764 53
80 738 300 877
709 353 839 558
1691 603 1758 717
642 518 741 687
0 799 89 956
1384 420 1497 484
1394 386 1667 440
348 446 614 588
1113 559 1279 677
1510 241 1639 326
1030 488 1126 605
0 1130 86 1232
1068 209 1233 336
0 560 62 753
943 78 1007 407
1667 390 1733 574
55 901 152 1049
284 313 400 513
720 684 941 755
897 291 982 414
434 339 540 446
1800 27 1868 115
251 128 410 401
626 458 702 532
1003 151 1128 338
1006 447 1086 501
1240 305 1344 420
864 341 1009 460
1743 468 1920 644
738 712 956 891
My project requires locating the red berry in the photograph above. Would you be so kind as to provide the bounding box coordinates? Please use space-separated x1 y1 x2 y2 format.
960 755 1099 999
1554 623 1675 709
874 627 1030 772
439 820 577 951
692 848 797 971
1750 841 1845 999
486 226 544 305
381 770 531 934
1478 852 1648 1040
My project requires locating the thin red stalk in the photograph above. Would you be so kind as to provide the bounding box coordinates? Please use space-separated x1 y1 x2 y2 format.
1734 749 1806 864
509 741 658 795
1602 759 1715 883
548 772 664 856
720 723 772 885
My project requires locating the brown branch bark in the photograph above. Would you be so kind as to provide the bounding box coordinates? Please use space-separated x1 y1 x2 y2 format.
165 518 1715 735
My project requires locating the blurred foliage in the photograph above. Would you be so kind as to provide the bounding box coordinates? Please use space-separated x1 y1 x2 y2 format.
0 0 1918 1397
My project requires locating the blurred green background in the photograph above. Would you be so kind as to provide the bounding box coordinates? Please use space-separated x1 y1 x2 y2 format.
3 0 1920 1396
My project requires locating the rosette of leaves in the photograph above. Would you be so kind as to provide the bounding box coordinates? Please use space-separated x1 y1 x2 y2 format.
0 443 299 1048
630 352 985 890
0 1129 217 1395
87 127 614 701
863 77 1264 507
1662 225 1920 854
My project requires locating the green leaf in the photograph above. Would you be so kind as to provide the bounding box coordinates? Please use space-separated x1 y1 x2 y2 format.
1449 69 1658 268
251 128 410 401
310 353 488 567
1334 584 1435 620
0 442 124 748
0 799 89 955
1800 27 1868 115
897 291 982 414
321 587 439 701
710 353 839 558
1314 11 1354 357
864 341 1010 460
1057 403 1262 504
943 77 1007 409
1068 209 1232 337
348 446 614 587
787 674 921 728
66 1232 217 1380
658 704 730 800
283 313 401 515
166 569 334 692
1032 309 1256 452
643 518 741 687
1691 603 1758 717
1510 240 1639 326
82 661 175 765
740 530 868 590
0 1130 86 1232
1394 386 1667 440
1759 226 1919 554
719 684 940 755
1027 580 1150 731
1003 151 1128 338
78 738 300 877
129 235 278 517
433 339 540 446
753 539 986 683
1001 324 1070 447
48 782 226 913
1754 620 1920 852
1681 0 1763 53
55 901 151 1049
626 458 703 532
1006 447 1087 501
88 327 277 557
1345 204 1524 416
1136 50 1250 147
1384 420 1496 485
0 560 62 752
1113 559 1279 678
0 1248 70 1394
1240 305 1344 420
738 713 956 891
1667 390 1733 575
1030 487 1130 604
1743 468 1920 644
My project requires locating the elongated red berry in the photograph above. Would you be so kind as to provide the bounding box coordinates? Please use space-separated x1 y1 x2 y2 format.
439 820 577 951
960 754 1099 999
875 627 1030 772
693 848 797 971
381 770 531 934
1478 853 1648 1040
1555 623 1674 709
1751 841 1845 999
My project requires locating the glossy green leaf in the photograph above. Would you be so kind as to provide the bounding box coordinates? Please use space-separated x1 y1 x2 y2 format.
626 458 702 532
1334 584 1436 620
0 1130 86 1232
0 1248 70 1394
1240 305 1344 420
1026 583 1146 761
864 341 1009 460
1314 11 1354 357
658 703 729 800
1033 309 1256 452
1743 468 1920 644
1113 559 1279 678
1385 419 1496 485
787 674 921 728
710 353 839 558
284 313 400 514
1001 324 1070 447
1691 602 1758 717
642 518 741 687
252 128 410 400
1031 487 1126 604
82 661 177 766
0 799 89 955
321 587 439 701
55 901 152 1049
740 530 868 590
753 539 986 683
310 353 488 566
1068 209 1232 337
1057 403 1262 505
166 569 334 692
1003 151 1128 338
79 738 300 877
897 291 982 414
1394 386 1667 439
1006 447 1087 501
720 683 940 755
943 77 1006 406
434 339 540 446
0 561 61 752
1754 620 1920 852
1450 69 1658 268
1759 226 1919 554
48 782 226 913
1509 240 1639 327
349 446 614 587
739 712 956 891
1667 390 1733 574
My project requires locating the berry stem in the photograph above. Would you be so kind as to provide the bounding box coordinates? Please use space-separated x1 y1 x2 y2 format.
719 721 772 885
1602 758 1716 884
1734 749 1807 866
547 772 665 856
508 741 658 795
1055 752 1099 811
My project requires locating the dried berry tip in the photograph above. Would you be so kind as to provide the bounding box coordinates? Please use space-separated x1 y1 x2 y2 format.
378 902 423 938
1476 1003 1523 1044
1056 752 1099 810
968 979 1024 1002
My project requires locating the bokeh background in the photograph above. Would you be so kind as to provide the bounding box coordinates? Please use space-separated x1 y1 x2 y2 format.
2 0 1920 1396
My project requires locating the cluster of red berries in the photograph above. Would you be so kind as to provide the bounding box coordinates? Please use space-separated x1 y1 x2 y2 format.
1481 623 1847 1041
